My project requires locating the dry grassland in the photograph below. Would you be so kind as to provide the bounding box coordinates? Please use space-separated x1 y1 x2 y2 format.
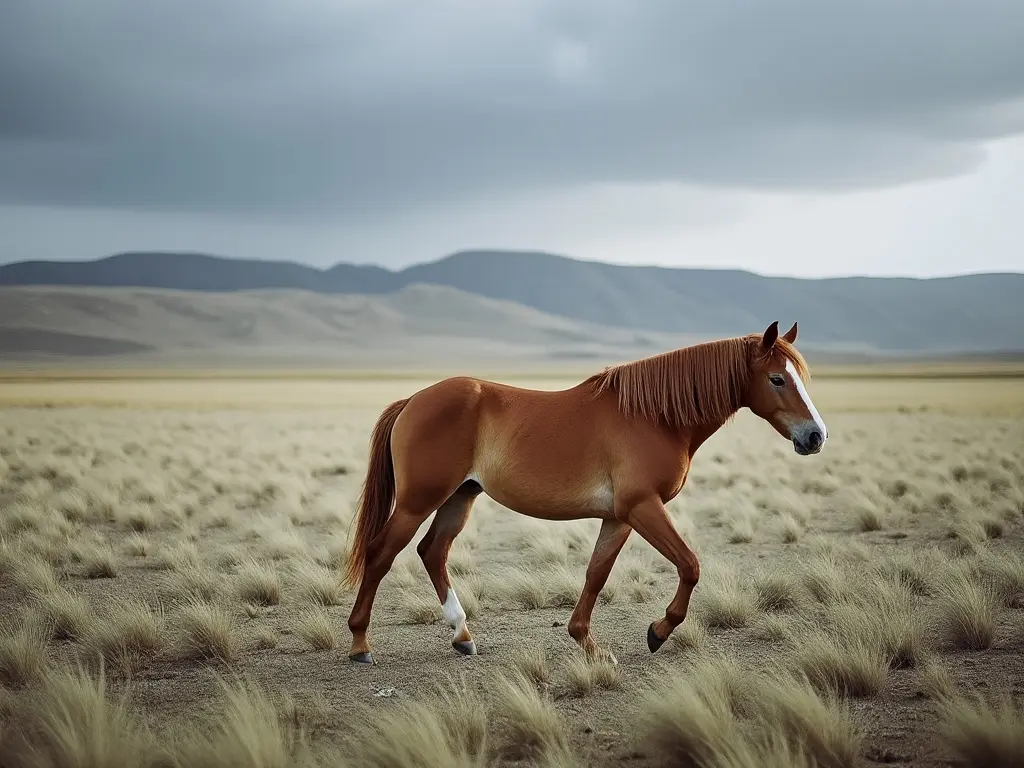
1 362 1023 416
0 371 1023 767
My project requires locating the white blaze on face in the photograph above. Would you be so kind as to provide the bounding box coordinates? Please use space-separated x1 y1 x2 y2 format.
785 359 828 440
443 587 468 637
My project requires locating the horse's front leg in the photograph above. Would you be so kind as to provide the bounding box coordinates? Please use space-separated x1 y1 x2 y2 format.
567 518 631 663
620 496 701 652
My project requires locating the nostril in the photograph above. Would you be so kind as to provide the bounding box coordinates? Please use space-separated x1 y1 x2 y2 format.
808 430 823 449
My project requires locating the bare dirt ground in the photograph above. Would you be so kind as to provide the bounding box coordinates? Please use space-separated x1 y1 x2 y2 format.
0 371 1022 767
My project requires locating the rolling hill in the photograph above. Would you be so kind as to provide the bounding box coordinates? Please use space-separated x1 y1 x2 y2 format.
0 284 693 365
2 250 1022 357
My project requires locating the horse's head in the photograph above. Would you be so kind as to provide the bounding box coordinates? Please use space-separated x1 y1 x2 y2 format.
745 320 828 456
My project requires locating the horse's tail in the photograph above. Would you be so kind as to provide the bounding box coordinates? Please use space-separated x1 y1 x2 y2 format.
341 397 410 589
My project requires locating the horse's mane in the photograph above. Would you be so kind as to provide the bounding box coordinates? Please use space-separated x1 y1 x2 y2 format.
586 334 811 428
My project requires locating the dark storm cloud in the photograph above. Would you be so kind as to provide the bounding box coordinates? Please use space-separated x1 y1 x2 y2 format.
1 0 1023 221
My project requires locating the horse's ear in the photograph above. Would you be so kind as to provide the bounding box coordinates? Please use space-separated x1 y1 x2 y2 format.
781 321 798 344
761 320 779 351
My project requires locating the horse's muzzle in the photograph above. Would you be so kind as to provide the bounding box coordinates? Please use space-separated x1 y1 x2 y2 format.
794 428 824 455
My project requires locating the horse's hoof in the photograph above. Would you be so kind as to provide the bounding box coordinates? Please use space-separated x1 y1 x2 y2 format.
647 623 666 653
452 640 477 656
349 651 375 665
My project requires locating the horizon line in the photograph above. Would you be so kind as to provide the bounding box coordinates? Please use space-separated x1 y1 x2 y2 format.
1 248 1021 282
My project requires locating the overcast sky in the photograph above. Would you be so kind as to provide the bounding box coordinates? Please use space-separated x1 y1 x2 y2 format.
2 1 1024 278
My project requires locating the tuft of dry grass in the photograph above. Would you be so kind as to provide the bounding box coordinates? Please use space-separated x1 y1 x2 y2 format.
758 673 864 768
936 689 1024 768
343 677 491 768
512 646 551 687
172 676 318 768
79 543 120 579
116 502 157 532
291 559 345 606
789 628 890 698
754 572 802 613
969 550 1024 608
620 566 660 604
33 586 93 641
235 558 281 606
0 618 51 688
447 547 477 577
297 608 337 651
4 663 157 767
494 670 571 761
978 514 1005 540
695 572 755 629
726 514 754 544
123 533 150 557
779 513 803 543
798 552 853 605
524 533 569 565
0 501 44 536
83 598 165 670
402 591 442 625
829 580 929 670
164 564 222 604
873 551 939 597
635 657 862 768
854 505 884 532
668 617 711 652
563 655 621 697
261 528 309 562
54 488 90 523
502 567 581 610
11 553 61 596
945 519 989 556
153 540 201 571
176 598 239 662
917 655 958 701
934 570 1002 650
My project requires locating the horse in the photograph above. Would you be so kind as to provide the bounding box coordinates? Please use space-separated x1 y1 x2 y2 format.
340 320 828 665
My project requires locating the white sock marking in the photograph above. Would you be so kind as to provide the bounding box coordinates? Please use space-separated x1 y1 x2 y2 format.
786 359 827 439
442 587 468 638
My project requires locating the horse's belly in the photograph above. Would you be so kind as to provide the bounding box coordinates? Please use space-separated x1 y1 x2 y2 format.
474 466 616 521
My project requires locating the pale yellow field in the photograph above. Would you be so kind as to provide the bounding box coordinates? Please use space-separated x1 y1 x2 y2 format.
1 367 1022 416
1 369 1023 767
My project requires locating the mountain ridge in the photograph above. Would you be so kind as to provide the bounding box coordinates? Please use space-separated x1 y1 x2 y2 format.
4 248 1016 284
2 249 1022 354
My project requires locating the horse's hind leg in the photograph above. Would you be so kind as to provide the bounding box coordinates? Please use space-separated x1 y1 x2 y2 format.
417 485 480 655
567 518 631 664
347 502 434 664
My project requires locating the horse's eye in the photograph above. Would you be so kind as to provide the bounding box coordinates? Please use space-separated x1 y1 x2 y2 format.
769 374 785 387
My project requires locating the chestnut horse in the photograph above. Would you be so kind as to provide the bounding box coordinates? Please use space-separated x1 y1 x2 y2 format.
341 321 827 664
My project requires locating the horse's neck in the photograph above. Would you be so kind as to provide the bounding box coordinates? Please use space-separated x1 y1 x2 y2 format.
683 418 732 457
